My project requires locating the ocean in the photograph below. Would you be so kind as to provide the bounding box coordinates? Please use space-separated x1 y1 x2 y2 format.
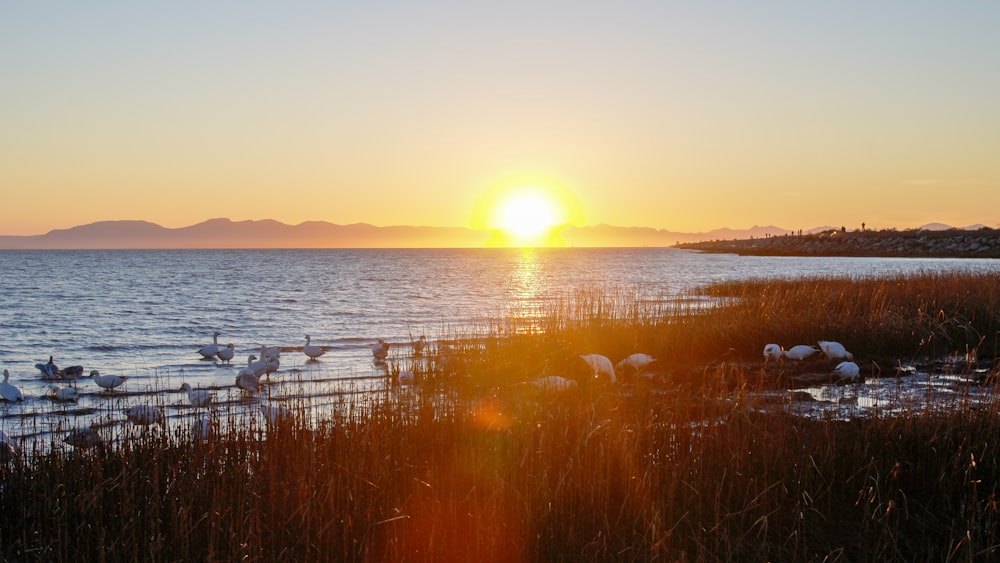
3 248 999 450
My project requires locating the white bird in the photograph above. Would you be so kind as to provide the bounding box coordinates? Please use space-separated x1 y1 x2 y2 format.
265 346 281 362
35 356 61 379
179 382 214 408
763 344 783 363
783 345 819 361
255 346 280 376
819 340 854 362
412 335 427 356
1 369 24 402
834 361 862 382
528 375 578 392
61 365 85 383
126 405 164 426
249 353 269 378
261 403 293 425
198 331 222 359
192 414 214 442
89 370 127 393
0 430 13 447
217 343 236 365
1 430 17 460
615 353 658 378
372 338 390 363
265 354 280 375
235 357 261 394
64 427 101 449
235 372 260 394
580 354 617 384
397 369 415 386
304 335 325 360
238 355 258 377
48 384 79 402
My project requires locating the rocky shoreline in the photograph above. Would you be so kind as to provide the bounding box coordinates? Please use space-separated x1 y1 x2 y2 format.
674 227 1000 258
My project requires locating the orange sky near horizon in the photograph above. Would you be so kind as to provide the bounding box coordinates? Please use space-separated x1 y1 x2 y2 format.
2 3 999 239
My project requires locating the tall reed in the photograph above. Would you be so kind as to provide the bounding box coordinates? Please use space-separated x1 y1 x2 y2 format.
697 271 1000 363
3 272 1000 561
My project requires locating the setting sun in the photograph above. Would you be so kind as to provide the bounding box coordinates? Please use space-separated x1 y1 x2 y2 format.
493 191 562 240
471 173 585 247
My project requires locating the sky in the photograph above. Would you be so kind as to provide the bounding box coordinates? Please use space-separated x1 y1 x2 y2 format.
2 2 999 237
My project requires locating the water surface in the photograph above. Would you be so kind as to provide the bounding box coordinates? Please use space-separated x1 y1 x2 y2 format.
2 248 998 449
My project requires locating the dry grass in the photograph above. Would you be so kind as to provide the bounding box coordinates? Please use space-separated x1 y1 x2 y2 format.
696 271 1000 363
3 272 1000 561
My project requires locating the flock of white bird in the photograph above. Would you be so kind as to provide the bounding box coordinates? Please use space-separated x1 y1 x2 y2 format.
763 340 861 382
0 331 405 451
193 332 411 430
519 352 660 393
524 341 859 394
1 330 862 453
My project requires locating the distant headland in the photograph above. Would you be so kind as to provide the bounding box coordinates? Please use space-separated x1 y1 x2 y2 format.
675 226 1000 258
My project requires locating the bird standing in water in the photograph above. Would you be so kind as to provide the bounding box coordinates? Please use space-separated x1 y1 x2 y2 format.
179 382 214 408
217 343 236 365
198 331 222 359
304 335 325 360
126 405 164 426
1 370 24 402
35 356 61 379
89 370 127 393
372 338 390 363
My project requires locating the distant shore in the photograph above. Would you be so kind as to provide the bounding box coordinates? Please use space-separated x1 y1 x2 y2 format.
674 227 1000 258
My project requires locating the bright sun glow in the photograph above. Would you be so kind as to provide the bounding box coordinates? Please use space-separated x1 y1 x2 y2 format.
471 173 584 247
493 191 562 240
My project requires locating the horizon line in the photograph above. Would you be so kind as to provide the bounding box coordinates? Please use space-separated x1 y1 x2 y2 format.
1 216 993 239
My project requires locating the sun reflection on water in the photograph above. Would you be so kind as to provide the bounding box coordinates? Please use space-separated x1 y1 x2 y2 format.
503 249 551 332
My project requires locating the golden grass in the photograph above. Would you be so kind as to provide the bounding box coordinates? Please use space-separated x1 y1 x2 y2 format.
3 271 1000 561
697 271 1000 364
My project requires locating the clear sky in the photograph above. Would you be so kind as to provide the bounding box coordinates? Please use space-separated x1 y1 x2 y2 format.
3 2 999 237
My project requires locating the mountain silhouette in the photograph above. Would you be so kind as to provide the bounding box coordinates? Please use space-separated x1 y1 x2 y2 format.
0 219 985 249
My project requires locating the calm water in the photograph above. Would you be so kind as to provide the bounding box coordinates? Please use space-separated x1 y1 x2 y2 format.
3 248 999 450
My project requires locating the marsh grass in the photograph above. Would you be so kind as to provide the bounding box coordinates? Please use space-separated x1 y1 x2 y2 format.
697 271 1000 365
3 272 1000 561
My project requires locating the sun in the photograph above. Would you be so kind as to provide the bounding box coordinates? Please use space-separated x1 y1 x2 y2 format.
471 173 584 247
493 191 562 240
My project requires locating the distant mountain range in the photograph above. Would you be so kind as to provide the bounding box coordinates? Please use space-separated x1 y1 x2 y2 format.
0 219 990 250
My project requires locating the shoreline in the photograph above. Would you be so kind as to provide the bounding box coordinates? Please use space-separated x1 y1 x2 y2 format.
674 227 1000 258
